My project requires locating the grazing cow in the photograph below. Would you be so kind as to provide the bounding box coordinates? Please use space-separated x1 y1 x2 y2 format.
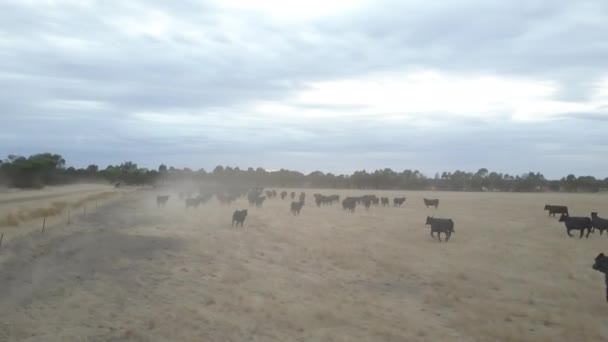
299 192 306 203
362 198 372 210
291 201 304 215
544 205 568 217
559 213 592 238
394 197 406 207
291 192 296 199
232 209 248 227
425 216 455 242
266 190 274 198
593 253 608 302
381 197 389 207
592 212 608 235
255 196 266 208
342 198 356 212
328 195 340 204
281 191 288 200
424 198 439 209
371 197 379 206
185 198 201 209
156 195 170 207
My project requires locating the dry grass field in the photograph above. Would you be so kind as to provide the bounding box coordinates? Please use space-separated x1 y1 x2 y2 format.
1 188 608 341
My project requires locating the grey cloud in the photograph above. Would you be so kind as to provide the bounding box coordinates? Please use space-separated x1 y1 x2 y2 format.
1 0 607 177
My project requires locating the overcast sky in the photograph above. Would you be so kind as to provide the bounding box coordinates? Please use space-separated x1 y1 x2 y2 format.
1 0 607 178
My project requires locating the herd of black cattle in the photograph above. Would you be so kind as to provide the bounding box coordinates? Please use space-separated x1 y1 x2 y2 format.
544 205 608 239
154 188 456 241
155 189 607 242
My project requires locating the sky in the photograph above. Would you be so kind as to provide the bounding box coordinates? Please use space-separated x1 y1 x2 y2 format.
1 0 607 179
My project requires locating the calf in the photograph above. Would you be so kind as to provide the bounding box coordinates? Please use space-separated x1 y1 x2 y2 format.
381 197 389 207
544 204 568 217
156 195 169 207
591 212 608 235
424 198 439 209
425 216 455 242
290 201 304 215
394 197 406 207
232 209 248 227
559 213 592 238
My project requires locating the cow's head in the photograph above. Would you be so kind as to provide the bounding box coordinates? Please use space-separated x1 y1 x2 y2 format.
593 253 608 273
544 204 550 210
425 216 433 225
559 213 569 222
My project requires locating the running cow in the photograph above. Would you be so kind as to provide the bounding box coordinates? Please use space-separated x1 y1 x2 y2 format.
425 216 455 242
232 209 248 227
544 205 568 217
423 198 439 209
559 213 592 238
591 212 608 235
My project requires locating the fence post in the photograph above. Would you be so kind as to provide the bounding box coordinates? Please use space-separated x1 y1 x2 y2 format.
41 217 46 233
0 233 4 249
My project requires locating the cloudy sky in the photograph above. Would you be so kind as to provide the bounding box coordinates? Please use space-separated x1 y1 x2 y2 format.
1 0 607 178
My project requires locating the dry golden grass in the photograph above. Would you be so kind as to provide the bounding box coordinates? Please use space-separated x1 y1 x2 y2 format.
0 188 120 228
2 189 608 341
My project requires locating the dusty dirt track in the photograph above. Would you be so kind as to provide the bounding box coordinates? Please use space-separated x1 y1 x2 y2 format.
1 189 608 341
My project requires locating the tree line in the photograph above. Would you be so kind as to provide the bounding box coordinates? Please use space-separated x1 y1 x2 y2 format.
1 152 607 193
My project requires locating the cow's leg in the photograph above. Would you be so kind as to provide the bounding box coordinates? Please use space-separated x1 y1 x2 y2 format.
445 232 451 242
437 232 442 242
586 228 592 238
579 229 584 239
567 229 574 237
430 231 435 239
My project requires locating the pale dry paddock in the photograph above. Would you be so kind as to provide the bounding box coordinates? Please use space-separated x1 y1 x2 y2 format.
1 189 608 341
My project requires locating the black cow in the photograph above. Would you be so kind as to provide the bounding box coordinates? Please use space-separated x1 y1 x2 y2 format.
342 198 356 212
156 195 169 207
559 213 592 238
544 205 568 217
291 201 304 215
425 216 455 242
394 197 406 207
592 253 608 302
424 198 439 209
362 198 372 210
592 212 608 235
381 197 389 207
232 209 248 227
281 191 288 200
299 192 306 203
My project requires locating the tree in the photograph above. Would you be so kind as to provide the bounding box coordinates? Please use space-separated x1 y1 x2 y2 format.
159 164 167 173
